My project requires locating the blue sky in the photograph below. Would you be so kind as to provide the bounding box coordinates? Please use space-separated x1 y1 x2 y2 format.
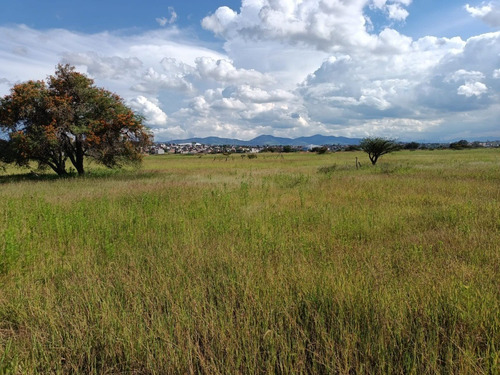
0 0 241 37
1 0 494 39
1 0 499 141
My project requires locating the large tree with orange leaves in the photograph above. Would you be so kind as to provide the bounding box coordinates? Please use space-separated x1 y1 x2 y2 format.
0 65 152 176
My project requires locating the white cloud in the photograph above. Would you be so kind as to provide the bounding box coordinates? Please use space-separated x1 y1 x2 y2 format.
386 4 409 21
212 97 247 110
224 85 295 103
374 28 412 53
194 57 273 85
0 25 225 89
202 0 414 54
445 69 485 83
156 7 178 26
346 117 443 138
132 66 194 94
129 96 168 125
0 2 499 142
465 2 500 27
201 6 238 35
415 32 499 110
62 52 143 79
457 81 488 97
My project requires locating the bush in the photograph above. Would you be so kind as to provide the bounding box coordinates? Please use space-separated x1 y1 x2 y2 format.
344 145 361 151
312 146 328 154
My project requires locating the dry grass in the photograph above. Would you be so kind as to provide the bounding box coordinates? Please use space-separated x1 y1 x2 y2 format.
0 149 499 374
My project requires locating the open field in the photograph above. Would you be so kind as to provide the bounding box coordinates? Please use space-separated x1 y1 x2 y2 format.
1 149 499 374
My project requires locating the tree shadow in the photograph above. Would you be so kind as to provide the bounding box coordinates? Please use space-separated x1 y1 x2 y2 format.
0 171 65 184
0 169 161 184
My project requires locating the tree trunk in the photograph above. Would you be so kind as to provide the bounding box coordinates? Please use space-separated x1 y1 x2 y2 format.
46 159 67 176
74 135 85 175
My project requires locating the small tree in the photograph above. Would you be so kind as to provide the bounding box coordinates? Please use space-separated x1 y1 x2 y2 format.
0 65 152 176
360 137 400 165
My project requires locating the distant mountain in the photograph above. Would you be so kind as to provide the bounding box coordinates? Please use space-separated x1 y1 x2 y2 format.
248 135 294 146
165 134 362 146
168 136 240 145
294 135 362 146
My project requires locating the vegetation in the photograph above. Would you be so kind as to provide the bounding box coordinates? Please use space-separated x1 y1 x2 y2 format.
450 139 470 150
0 149 499 374
0 65 152 176
312 146 328 154
360 137 400 165
404 141 420 150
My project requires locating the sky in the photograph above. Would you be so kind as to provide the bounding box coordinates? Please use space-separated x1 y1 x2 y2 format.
0 0 499 142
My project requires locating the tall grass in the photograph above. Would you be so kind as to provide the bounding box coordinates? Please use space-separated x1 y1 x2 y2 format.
0 149 499 373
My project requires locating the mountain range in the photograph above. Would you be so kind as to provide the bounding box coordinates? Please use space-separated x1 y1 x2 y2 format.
165 134 362 146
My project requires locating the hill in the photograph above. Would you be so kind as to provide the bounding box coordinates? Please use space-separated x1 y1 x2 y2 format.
166 134 361 146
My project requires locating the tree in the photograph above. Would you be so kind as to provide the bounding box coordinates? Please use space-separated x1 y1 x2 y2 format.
360 137 400 165
449 140 469 150
0 138 18 172
312 146 328 154
0 65 152 176
404 141 420 150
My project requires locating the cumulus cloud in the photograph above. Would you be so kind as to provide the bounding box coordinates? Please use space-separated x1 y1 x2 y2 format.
188 85 299 122
0 2 499 142
202 0 413 53
171 81 311 139
129 96 168 125
465 2 500 27
129 56 274 97
415 32 500 110
445 69 485 83
132 66 194 94
295 29 500 140
386 4 409 21
194 57 273 85
201 6 238 35
299 35 469 119
457 81 488 97
223 85 295 103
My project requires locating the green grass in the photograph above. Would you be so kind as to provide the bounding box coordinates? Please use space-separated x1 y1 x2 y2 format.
1 149 499 374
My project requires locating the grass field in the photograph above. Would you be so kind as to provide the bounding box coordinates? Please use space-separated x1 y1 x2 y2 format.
1 149 499 374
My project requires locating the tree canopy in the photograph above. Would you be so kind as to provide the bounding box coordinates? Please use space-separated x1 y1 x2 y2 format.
0 65 152 176
360 137 400 165
449 140 470 150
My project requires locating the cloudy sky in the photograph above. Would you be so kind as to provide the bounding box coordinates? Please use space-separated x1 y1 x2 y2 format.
1 0 499 142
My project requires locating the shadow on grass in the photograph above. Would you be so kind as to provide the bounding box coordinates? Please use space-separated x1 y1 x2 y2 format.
0 171 63 184
0 169 160 184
